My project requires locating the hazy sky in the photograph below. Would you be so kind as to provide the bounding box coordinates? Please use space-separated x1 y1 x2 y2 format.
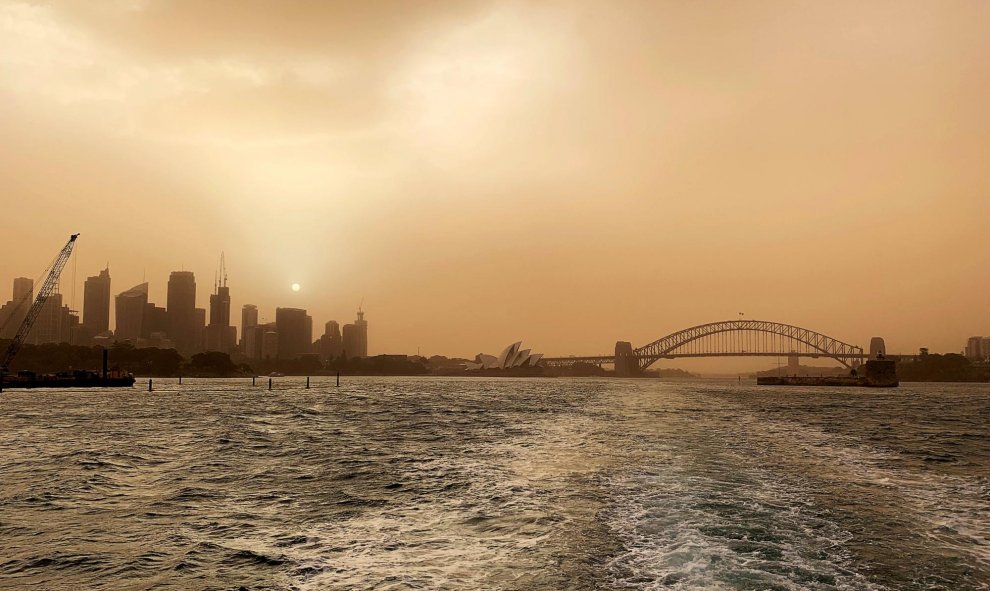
1 0 987 366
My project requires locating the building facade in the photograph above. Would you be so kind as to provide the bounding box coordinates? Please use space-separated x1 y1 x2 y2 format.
83 267 111 335
167 271 198 354
206 282 236 353
115 282 149 342
341 309 368 359
0 278 33 340
275 307 312 359
316 320 343 361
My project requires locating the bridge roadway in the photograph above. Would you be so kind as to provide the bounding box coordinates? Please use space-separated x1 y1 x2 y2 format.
537 319 890 375
540 351 873 367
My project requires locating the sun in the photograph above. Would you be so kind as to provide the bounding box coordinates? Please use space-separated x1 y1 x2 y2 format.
291 283 301 292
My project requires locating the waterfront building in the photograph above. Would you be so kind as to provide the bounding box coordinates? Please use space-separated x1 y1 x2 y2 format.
82 267 111 335
115 282 149 342
0 277 33 339
465 341 543 370
342 309 368 359
276 307 312 359
167 271 197 354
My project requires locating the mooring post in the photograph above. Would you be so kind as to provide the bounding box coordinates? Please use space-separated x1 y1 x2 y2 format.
306 376 310 389
336 371 340 387
268 377 272 391
148 378 153 392
179 375 182 385
252 376 256 386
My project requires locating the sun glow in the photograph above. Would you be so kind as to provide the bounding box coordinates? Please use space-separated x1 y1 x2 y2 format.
291 283 301 292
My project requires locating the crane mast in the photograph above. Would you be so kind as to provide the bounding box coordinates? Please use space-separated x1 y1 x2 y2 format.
0 234 79 371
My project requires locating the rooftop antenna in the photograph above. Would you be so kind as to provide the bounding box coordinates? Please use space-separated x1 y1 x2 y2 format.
221 251 227 287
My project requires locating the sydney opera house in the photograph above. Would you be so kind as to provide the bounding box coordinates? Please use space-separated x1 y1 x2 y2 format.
464 341 543 370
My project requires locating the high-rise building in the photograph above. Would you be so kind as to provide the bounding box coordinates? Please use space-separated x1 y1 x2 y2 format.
342 308 368 359
275 307 312 359
167 271 197 353
28 292 76 344
115 282 149 342
194 308 206 353
241 305 258 341
965 336 984 360
82 267 111 335
142 303 168 339
0 277 34 339
316 320 343 361
260 322 278 360
206 262 236 353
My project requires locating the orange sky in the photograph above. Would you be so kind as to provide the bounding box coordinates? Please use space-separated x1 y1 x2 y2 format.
0 1 988 367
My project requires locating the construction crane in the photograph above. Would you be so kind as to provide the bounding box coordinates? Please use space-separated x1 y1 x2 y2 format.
0 234 79 372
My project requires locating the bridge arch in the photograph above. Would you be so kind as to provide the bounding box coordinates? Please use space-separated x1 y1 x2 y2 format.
634 319 865 370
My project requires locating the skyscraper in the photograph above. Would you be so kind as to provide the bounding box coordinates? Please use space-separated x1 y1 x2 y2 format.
275 307 312 359
0 278 33 339
167 271 197 353
241 305 258 337
82 267 111 335
28 292 76 345
342 308 368 359
205 257 236 353
316 320 343 361
115 282 148 342
241 304 259 357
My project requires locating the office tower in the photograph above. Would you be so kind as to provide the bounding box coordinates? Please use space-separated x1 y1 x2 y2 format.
28 292 75 344
275 307 312 359
115 283 149 342
167 271 197 353
316 320 343 361
206 259 236 353
260 322 278 360
0 278 34 339
142 303 168 339
966 337 983 360
241 304 258 344
342 308 368 359
82 267 111 335
194 308 206 353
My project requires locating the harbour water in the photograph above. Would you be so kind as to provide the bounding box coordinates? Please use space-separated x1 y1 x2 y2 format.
1 377 988 590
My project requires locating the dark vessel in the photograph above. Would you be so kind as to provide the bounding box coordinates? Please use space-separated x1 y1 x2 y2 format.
0 349 135 390
0 368 135 389
758 359 899 388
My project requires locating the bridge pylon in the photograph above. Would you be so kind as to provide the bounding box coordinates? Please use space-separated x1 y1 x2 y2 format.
615 341 639 377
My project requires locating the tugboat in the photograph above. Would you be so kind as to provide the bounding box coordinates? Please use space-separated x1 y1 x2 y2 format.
0 234 136 392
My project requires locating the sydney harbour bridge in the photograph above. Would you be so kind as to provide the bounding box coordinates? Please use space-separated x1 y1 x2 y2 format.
541 319 885 377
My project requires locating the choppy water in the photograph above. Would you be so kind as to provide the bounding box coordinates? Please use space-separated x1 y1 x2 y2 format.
1 377 988 590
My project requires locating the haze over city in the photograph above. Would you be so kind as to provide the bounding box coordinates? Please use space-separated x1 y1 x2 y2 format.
1 0 988 368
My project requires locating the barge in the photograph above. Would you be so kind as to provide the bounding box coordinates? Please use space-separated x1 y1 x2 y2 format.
757 359 898 388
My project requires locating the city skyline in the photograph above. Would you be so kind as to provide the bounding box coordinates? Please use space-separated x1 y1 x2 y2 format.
0 251 987 368
0 261 372 362
0 1 988 368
